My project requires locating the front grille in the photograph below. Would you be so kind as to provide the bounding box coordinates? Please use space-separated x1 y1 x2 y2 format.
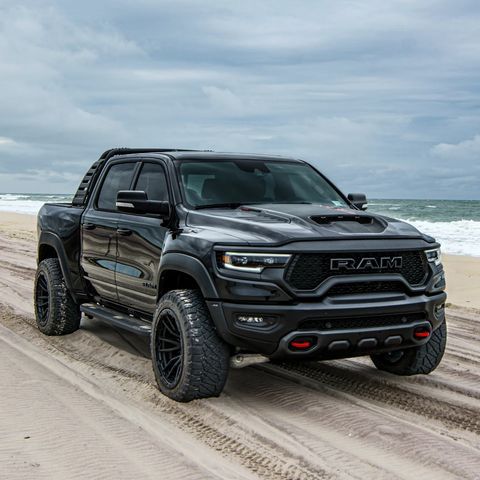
299 312 426 331
326 281 405 296
284 251 428 290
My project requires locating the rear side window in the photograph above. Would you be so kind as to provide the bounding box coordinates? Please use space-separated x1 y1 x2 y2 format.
97 162 136 210
134 163 169 201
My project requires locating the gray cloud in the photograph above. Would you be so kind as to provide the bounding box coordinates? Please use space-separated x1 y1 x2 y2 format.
431 134 480 160
0 0 479 198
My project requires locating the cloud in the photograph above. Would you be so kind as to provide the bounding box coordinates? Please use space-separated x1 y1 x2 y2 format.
0 0 479 197
0 4 141 177
0 137 16 146
431 134 480 160
202 87 245 115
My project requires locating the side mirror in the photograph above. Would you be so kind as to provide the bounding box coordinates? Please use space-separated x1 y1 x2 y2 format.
347 193 368 210
116 190 170 217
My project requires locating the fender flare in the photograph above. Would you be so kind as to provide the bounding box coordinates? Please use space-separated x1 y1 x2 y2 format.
38 231 76 298
158 253 219 299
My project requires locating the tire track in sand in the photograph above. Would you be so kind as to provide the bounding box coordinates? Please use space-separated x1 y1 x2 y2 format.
261 362 480 435
0 307 331 480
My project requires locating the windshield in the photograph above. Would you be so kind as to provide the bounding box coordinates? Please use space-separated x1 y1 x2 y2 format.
177 159 349 208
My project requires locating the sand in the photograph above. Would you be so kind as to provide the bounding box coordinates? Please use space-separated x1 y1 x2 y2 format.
0 211 479 479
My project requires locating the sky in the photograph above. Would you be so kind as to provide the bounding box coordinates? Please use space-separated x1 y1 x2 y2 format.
0 0 479 199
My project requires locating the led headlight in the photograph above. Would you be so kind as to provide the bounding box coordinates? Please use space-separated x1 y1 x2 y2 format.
425 248 442 266
220 252 291 273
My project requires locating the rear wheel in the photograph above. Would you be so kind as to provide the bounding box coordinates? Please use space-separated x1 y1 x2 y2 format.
34 258 81 335
151 289 230 402
371 321 447 375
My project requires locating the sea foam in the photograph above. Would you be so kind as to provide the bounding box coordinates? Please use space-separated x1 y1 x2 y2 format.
405 219 480 257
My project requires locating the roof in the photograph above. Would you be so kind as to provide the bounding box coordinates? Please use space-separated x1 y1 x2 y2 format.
166 151 302 162
110 149 303 163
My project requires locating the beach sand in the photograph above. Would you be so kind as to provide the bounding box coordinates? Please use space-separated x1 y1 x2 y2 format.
0 211 479 479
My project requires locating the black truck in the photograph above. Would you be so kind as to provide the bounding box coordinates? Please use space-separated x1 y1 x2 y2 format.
35 148 447 402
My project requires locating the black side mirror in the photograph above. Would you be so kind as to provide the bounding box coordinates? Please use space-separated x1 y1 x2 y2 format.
347 193 368 210
116 190 170 217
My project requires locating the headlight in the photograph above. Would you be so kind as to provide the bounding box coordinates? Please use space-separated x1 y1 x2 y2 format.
425 248 442 266
219 252 292 273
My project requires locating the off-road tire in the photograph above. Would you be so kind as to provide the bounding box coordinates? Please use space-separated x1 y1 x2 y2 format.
34 258 81 335
151 289 230 402
371 321 447 375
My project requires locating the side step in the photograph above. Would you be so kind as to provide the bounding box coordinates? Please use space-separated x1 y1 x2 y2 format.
80 304 152 336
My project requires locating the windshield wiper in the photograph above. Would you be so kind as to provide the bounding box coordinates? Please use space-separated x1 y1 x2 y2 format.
194 202 260 210
269 201 313 205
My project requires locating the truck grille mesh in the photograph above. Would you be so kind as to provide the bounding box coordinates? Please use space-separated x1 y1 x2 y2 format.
300 312 426 331
284 251 428 290
326 281 406 296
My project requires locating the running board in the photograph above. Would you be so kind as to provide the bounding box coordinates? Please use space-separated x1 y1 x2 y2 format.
80 304 152 336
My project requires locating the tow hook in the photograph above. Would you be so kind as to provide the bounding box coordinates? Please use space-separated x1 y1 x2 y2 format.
230 354 269 369
413 326 432 340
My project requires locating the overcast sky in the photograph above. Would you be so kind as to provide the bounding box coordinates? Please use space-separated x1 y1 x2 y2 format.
1 0 479 199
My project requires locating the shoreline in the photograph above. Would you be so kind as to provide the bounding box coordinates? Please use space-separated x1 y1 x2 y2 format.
1 210 479 310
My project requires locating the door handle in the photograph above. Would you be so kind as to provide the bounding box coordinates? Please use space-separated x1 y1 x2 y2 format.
117 228 132 236
83 223 97 230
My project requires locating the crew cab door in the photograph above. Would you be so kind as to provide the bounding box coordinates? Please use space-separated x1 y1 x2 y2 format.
81 161 137 302
116 161 170 313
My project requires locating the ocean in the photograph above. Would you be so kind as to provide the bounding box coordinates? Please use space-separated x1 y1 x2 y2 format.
368 200 480 257
0 194 479 257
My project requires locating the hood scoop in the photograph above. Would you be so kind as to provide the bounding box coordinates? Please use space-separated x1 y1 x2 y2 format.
310 214 387 234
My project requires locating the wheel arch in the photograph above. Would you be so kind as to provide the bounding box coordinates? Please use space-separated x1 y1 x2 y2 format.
38 231 76 299
157 253 218 301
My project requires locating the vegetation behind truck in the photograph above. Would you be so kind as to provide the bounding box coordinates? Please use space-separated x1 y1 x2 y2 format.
35 148 447 402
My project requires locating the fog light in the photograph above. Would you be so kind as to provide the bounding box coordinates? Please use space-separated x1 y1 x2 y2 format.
236 315 274 328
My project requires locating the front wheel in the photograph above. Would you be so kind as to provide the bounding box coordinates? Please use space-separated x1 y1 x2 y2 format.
371 321 447 375
151 290 230 402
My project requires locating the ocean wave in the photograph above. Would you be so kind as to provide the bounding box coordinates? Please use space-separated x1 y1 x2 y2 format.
0 194 31 200
403 219 480 257
0 194 72 214
369 203 401 207
0 200 50 214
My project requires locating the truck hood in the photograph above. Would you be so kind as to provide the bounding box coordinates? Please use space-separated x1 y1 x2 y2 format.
186 203 434 245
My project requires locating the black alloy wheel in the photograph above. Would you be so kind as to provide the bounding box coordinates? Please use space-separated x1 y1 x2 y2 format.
154 309 184 388
35 272 50 327
34 258 81 335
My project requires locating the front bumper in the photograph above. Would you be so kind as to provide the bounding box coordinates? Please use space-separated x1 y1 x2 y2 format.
207 291 447 358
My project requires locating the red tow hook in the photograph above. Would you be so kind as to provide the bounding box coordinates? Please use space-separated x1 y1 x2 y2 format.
289 337 315 351
290 340 312 349
413 327 431 340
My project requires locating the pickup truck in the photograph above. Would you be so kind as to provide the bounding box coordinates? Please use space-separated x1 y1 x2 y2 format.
35 148 447 402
